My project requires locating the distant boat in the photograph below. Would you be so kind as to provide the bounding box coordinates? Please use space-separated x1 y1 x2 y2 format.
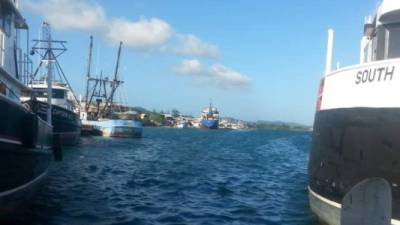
176 120 189 129
200 102 219 129
0 4 54 217
231 123 245 130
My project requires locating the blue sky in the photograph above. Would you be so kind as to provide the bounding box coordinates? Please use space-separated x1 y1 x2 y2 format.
21 0 379 125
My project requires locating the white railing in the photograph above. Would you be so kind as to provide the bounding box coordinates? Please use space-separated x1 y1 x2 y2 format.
0 31 4 68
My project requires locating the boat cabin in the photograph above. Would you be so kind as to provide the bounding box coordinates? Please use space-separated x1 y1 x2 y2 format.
33 88 66 100
0 0 29 101
362 0 400 63
201 107 220 120
25 82 75 111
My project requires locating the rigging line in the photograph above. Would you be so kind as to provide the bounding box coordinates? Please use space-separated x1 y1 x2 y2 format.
95 44 100 78
54 58 63 82
120 83 128 112
30 50 48 84
87 79 99 112
121 87 128 110
53 53 79 105
119 90 124 113
116 85 120 113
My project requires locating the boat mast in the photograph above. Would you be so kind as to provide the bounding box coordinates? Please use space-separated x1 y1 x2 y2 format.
103 41 123 116
85 36 94 113
325 29 335 75
110 41 123 108
43 21 53 124
31 22 77 111
209 98 213 117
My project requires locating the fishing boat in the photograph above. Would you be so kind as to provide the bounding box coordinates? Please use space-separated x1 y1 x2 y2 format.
200 102 219 129
308 0 400 224
0 1 54 217
94 117 143 138
176 120 189 129
21 23 81 146
81 37 143 138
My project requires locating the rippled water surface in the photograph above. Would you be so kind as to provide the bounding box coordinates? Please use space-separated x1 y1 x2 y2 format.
18 128 316 225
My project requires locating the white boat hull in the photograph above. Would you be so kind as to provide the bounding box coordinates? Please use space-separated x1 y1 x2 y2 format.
83 119 143 138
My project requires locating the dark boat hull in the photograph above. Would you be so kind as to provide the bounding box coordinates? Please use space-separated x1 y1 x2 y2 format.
26 100 81 146
308 107 400 223
0 95 52 217
0 144 51 217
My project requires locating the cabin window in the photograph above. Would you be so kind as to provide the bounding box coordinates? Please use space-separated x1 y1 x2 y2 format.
34 88 66 99
0 8 3 34
34 89 47 98
0 7 12 36
374 26 387 61
53 89 65 99
0 82 6 95
3 14 11 36
387 24 400 59
373 24 400 60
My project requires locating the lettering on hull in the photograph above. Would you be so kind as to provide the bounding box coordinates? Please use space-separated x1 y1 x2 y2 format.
355 66 395 84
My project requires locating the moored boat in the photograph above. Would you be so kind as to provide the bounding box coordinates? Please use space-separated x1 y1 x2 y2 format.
308 0 400 224
0 98 52 216
0 0 54 217
21 23 81 146
23 83 81 146
81 37 143 138
93 119 143 138
200 102 220 129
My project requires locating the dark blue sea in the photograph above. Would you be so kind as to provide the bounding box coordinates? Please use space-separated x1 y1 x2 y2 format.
18 128 317 225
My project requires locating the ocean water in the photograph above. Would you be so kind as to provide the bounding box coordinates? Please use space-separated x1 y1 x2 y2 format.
17 128 317 225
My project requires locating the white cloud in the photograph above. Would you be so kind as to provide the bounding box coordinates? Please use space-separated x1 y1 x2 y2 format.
24 0 107 31
174 59 203 75
174 59 251 89
107 18 172 49
24 0 172 50
175 34 220 59
24 0 222 58
210 64 251 88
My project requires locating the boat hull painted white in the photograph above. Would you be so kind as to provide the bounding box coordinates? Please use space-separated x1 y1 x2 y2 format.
84 119 143 138
321 59 400 110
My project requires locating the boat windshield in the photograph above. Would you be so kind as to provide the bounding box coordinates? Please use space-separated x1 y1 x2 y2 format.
33 88 65 99
374 23 400 60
